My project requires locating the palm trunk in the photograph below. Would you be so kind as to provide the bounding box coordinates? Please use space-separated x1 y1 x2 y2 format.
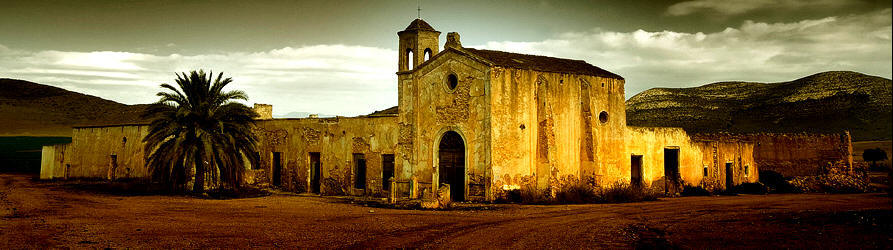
193 152 205 193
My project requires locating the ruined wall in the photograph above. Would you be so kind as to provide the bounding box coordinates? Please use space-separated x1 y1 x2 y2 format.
400 50 491 201
253 116 399 196
626 127 757 192
488 67 626 198
692 139 758 190
729 132 852 177
253 103 273 120
39 144 68 179
63 125 150 179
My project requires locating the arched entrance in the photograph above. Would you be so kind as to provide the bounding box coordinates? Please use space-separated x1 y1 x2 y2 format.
438 131 465 202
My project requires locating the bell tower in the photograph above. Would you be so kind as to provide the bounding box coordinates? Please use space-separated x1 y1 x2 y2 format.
397 19 440 72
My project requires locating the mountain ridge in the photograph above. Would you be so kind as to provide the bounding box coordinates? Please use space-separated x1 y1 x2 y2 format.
626 71 892 141
0 78 150 136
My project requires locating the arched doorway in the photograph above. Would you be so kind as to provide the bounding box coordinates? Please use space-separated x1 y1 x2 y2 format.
438 131 465 202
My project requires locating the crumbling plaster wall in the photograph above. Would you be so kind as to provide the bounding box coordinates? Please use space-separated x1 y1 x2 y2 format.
694 139 758 190
39 144 68 179
488 67 626 197
253 116 399 196
695 132 853 177
63 125 149 179
399 51 491 201
626 126 757 191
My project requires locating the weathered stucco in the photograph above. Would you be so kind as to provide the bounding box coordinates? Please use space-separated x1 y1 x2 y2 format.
252 116 399 196
397 48 492 201
58 125 150 180
488 67 628 197
625 127 757 192
694 132 853 177
39 144 68 179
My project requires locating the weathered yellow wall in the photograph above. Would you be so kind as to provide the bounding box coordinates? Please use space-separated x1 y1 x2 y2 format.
39 144 68 179
488 67 626 197
253 116 399 196
64 125 149 179
399 50 491 200
625 126 757 192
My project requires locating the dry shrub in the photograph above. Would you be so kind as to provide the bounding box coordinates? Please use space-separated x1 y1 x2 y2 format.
544 181 659 204
730 182 770 194
681 185 712 196
788 168 872 193
759 170 799 193
596 182 660 203
494 188 522 203
521 183 550 204
554 181 599 204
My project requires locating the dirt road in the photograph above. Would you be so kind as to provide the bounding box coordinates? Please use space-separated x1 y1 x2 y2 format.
1 174 890 248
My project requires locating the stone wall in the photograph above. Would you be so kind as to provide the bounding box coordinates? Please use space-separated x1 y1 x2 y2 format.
253 116 399 196
39 117 399 196
253 103 273 120
737 132 851 177
626 127 758 192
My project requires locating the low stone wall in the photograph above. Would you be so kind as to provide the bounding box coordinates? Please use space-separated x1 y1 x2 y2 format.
693 132 853 178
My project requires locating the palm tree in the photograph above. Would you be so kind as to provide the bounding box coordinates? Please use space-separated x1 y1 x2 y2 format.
143 70 259 193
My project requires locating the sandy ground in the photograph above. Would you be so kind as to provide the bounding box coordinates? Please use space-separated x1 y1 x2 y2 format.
1 174 891 249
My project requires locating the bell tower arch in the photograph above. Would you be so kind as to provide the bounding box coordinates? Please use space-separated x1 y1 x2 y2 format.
397 19 440 72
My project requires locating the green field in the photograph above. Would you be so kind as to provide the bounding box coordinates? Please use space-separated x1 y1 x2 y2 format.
0 137 71 173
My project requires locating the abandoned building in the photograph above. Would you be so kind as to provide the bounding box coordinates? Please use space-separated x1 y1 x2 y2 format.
40 19 853 201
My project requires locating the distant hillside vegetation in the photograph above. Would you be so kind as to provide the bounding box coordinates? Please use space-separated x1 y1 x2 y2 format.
626 71 892 141
0 79 150 136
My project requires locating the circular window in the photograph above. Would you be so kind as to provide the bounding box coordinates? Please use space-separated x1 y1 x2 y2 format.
598 111 609 123
446 74 458 90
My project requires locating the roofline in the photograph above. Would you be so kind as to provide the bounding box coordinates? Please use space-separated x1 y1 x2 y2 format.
397 30 441 36
400 47 494 75
403 47 624 80
462 48 624 80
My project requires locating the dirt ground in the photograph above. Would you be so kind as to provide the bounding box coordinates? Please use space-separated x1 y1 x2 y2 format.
1 174 891 249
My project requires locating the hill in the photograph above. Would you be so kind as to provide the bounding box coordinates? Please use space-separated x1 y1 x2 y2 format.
0 78 150 136
626 71 893 141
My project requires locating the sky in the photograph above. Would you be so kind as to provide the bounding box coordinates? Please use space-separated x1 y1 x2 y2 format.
1 0 890 117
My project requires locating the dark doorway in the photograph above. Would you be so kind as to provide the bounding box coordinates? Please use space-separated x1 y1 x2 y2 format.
382 154 395 192
272 152 282 186
353 154 366 189
309 152 321 194
438 131 465 202
631 155 643 187
725 162 734 190
663 148 680 194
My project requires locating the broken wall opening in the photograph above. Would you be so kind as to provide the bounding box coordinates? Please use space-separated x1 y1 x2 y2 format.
353 153 366 190
725 162 734 190
272 152 282 186
663 147 680 194
631 155 643 187
310 152 321 194
382 154 395 193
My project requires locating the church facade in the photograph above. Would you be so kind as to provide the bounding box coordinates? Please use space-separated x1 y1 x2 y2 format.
43 19 853 201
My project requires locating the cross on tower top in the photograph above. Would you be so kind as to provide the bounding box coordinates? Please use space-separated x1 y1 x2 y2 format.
417 0 422 19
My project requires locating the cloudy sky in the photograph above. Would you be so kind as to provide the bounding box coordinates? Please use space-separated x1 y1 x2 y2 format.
1 0 890 117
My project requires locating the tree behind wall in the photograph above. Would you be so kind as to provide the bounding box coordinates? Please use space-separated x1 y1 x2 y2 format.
863 148 889 170
143 70 260 192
